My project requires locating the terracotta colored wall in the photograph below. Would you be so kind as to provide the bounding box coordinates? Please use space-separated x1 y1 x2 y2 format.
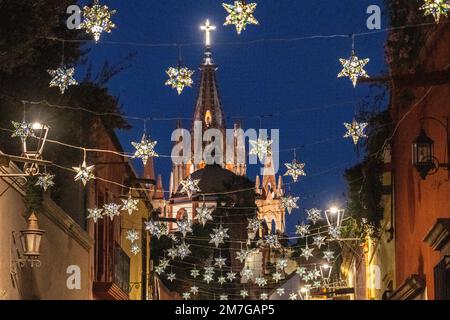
391 27 450 299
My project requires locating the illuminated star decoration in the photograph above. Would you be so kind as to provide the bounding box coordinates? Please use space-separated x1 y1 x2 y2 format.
306 208 322 225
260 293 269 300
81 0 116 42
281 196 299 214
289 293 298 300
190 268 200 279
242 267 253 281
47 66 78 94
167 272 176 282
203 273 214 284
226 271 237 282
103 203 121 221
323 250 335 262
276 288 285 296
190 286 199 295
126 229 139 243
165 66 195 95
87 208 104 223
182 292 191 300
209 225 229 247
296 267 307 276
180 176 201 199
219 295 228 301
420 0 450 23
276 258 288 270
284 159 306 183
159 258 170 270
329 226 341 239
11 121 34 141
223 1 259 34
264 234 280 248
121 195 139 215
338 51 370 87
249 138 272 161
247 217 262 233
195 203 214 227
313 235 327 249
217 276 227 285
176 217 193 238
240 290 249 298
236 249 250 263
295 223 310 238
272 271 282 283
176 241 191 260
145 220 167 239
300 244 314 261
255 277 267 287
214 256 227 269
130 243 140 255
154 265 165 275
131 134 158 165
72 161 95 186
35 174 55 191
344 119 368 145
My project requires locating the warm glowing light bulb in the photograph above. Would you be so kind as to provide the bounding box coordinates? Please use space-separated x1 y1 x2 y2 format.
322 263 330 269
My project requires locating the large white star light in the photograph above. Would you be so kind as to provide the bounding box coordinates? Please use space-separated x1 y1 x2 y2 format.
223 1 259 34
73 161 95 186
300 244 314 261
323 250 335 262
420 0 450 23
195 203 214 227
126 229 140 243
11 121 34 141
81 0 116 42
35 174 55 192
249 138 272 161
209 225 229 247
180 176 201 199
87 207 104 223
176 242 191 260
214 256 227 269
338 51 370 87
176 217 193 238
240 290 249 298
103 203 121 221
165 66 195 95
295 223 310 238
281 196 299 214
131 134 158 165
313 235 327 249
344 119 368 145
47 66 78 94
284 159 306 183
306 208 322 225
121 195 139 215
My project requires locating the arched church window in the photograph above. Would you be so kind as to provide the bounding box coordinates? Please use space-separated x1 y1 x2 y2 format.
176 208 187 221
271 219 276 234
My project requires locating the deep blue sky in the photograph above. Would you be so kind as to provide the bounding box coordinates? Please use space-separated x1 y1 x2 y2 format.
80 0 387 236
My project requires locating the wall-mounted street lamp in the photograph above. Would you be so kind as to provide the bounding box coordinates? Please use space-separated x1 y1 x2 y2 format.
324 206 345 228
10 213 45 275
320 263 333 284
22 123 49 176
412 117 449 180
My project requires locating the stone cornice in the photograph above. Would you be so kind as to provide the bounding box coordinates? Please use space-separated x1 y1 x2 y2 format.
424 219 450 252
390 275 425 300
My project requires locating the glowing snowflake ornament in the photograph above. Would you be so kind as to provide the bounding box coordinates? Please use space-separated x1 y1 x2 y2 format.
289 293 298 300
247 217 262 233
240 290 249 298
214 256 227 269
306 208 322 225
217 276 227 285
87 208 104 223
176 242 191 260
226 271 237 282
295 223 311 238
121 195 139 215
249 138 272 161
190 268 200 279
81 0 116 42
180 176 201 199
313 235 327 249
264 234 280 248
47 66 78 94
182 292 191 300
126 229 139 243
276 288 285 296
103 203 121 221
323 250 335 262
73 161 95 186
272 271 282 283
167 272 176 282
300 244 314 261
338 51 370 87
131 134 158 165
190 286 199 295
167 247 178 260
165 66 194 95
344 119 368 145
281 196 299 214
242 267 253 281
130 243 140 255
176 217 193 238
11 121 34 141
276 258 288 270
35 174 55 191
236 249 250 263
209 225 229 247
195 203 214 226
219 295 228 300
203 273 214 284
420 0 450 23
284 159 306 182
223 1 259 34
328 226 341 239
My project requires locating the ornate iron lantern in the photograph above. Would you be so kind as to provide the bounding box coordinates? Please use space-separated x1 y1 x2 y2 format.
20 212 45 259
412 129 437 179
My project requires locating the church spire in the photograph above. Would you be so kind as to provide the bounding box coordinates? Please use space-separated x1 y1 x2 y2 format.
192 19 225 133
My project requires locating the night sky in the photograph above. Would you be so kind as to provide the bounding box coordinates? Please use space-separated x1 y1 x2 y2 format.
79 0 387 236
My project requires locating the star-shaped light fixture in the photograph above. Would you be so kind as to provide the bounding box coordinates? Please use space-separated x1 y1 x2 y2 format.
240 289 249 298
242 267 253 281
121 195 139 215
260 293 269 300
264 234 280 248
167 272 176 282
289 293 298 300
130 243 140 255
165 66 195 95
255 277 267 287
249 138 272 161
214 256 227 269
182 292 191 300
176 242 191 260
47 66 78 94
126 229 139 243
203 273 214 284
180 176 201 199
236 249 250 263
420 0 450 23
344 119 368 145
223 1 259 34
73 161 95 186
81 0 116 42
103 203 121 221
313 235 327 249
295 223 311 238
226 271 237 282
281 196 299 214
300 244 314 261
87 207 104 223
176 217 193 238
276 258 288 270
284 159 306 183
306 208 322 225
276 288 285 296
195 203 214 226
190 268 200 279
131 134 158 165
338 51 370 87
190 286 199 295
209 225 229 247
35 174 55 191
217 276 227 285
272 271 282 283
323 250 335 262
11 121 34 141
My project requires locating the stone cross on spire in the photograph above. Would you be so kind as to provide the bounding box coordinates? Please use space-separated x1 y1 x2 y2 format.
200 19 216 47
